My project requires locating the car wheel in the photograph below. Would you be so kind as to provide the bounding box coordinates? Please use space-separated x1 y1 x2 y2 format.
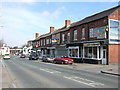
61 61 64 64
53 60 56 64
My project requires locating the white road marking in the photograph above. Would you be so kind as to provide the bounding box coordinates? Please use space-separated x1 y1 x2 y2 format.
39 68 61 74
63 76 104 87
12 83 16 88
1 60 6 67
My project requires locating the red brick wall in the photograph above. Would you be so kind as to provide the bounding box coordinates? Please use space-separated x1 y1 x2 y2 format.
108 45 120 63
109 8 120 20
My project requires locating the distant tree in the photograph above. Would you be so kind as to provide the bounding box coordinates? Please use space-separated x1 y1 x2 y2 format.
0 39 5 48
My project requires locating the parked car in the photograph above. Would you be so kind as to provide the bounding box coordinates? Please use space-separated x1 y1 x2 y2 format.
42 55 55 62
19 54 25 58
38 56 42 60
29 54 39 60
53 56 74 64
3 54 10 60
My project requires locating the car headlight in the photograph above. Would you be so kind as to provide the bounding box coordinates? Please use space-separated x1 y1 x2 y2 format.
65 60 68 61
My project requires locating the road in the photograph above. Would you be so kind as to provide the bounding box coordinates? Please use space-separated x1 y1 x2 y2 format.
1 55 119 88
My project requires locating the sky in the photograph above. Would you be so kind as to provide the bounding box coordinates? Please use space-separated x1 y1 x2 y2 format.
0 0 119 47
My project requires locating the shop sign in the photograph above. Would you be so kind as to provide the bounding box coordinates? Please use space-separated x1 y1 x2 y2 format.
109 20 120 44
84 42 100 47
52 39 57 43
36 45 38 48
47 47 56 49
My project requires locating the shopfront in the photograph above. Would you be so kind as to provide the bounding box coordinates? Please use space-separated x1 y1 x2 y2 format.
83 42 107 64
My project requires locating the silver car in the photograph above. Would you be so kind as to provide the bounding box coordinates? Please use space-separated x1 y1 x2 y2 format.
42 55 54 62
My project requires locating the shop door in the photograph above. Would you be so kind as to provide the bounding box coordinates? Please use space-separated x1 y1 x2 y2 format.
102 49 107 64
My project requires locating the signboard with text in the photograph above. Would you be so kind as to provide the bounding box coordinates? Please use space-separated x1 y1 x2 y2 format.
84 42 100 47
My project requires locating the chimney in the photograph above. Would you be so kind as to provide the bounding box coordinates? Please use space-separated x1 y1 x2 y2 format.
35 33 39 39
50 27 54 33
65 20 71 27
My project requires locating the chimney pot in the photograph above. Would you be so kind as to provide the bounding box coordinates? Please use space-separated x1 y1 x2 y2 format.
50 27 54 33
35 33 39 39
65 20 71 27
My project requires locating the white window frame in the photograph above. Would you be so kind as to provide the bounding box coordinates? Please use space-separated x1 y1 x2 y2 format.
44 39 46 45
46 39 49 44
90 28 94 37
74 30 77 40
62 34 65 42
68 46 79 58
41 40 42 46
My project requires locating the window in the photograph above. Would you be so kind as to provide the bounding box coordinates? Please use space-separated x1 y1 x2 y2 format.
67 33 70 42
46 39 49 44
90 28 94 37
84 47 97 59
49 39 51 44
41 40 42 46
38 41 40 46
44 39 46 45
68 47 79 58
82 28 85 39
62 34 65 43
74 30 77 40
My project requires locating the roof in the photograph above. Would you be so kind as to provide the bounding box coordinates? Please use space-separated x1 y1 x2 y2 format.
32 5 120 41
28 40 34 42
70 5 120 27
35 32 51 41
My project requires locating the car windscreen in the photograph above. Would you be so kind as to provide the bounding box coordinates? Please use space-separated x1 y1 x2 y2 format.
46 55 53 58
61 56 69 58
5 54 9 56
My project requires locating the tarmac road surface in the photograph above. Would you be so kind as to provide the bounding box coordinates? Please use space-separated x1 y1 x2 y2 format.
1 56 119 88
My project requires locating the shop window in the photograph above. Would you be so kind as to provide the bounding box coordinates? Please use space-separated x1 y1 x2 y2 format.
88 47 92 58
84 47 89 58
68 47 79 58
84 47 97 59
79 47 82 57
93 47 97 58
99 47 101 58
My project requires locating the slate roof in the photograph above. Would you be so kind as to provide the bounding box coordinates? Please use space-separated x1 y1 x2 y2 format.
33 5 120 41
70 5 120 27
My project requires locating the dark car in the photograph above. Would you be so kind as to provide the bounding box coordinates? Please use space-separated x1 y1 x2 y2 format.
19 54 25 58
53 55 74 64
29 54 39 60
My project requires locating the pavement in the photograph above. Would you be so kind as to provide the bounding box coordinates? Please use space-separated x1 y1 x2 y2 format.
73 63 119 76
37 60 120 76
30 59 120 76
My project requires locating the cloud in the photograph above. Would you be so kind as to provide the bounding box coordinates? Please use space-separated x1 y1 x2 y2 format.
1 0 119 2
1 5 65 47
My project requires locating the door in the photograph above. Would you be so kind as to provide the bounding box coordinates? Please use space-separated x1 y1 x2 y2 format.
102 49 107 64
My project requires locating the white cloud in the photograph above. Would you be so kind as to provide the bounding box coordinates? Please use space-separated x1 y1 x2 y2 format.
1 0 119 2
1 5 65 47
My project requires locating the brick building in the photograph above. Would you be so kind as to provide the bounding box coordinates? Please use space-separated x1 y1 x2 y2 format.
31 5 120 64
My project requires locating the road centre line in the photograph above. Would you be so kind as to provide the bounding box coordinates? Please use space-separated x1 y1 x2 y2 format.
12 83 16 88
63 76 104 87
39 68 61 74
1 60 6 67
